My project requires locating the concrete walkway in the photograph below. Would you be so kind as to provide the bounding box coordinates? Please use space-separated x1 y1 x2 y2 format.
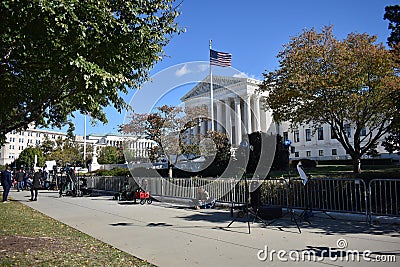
9 190 400 267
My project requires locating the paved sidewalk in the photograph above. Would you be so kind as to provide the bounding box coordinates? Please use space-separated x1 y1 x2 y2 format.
9 190 400 267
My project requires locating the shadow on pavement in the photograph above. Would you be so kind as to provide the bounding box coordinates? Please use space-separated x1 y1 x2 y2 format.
176 208 400 237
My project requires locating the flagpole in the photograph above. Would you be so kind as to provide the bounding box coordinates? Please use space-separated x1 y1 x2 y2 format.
209 39 214 132
84 114 87 168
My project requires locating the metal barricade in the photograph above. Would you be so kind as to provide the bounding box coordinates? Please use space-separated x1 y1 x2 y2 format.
85 176 400 222
290 177 368 216
369 179 400 218
259 178 289 208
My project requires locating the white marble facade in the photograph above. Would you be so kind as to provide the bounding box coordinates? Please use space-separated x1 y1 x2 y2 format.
181 75 275 146
180 75 398 161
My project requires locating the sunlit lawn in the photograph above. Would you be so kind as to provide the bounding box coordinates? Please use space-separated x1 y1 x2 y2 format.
270 164 400 180
0 200 154 267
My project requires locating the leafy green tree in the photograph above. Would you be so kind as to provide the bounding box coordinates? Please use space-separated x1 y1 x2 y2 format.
98 146 124 164
0 0 181 145
198 131 231 177
49 139 81 167
383 5 400 155
40 136 56 159
38 135 93 166
121 104 232 177
16 147 45 168
259 26 400 173
384 5 400 46
121 105 191 163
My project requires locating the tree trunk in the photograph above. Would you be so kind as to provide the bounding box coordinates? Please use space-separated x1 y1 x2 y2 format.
352 157 361 174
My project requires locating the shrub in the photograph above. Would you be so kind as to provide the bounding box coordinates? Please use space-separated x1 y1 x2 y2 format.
95 167 130 177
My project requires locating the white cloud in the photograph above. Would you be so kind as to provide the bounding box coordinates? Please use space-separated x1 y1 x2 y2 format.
233 72 249 78
197 64 209 72
175 64 192 77
233 72 259 80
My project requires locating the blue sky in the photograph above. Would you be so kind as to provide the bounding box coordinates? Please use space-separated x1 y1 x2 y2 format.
70 0 398 136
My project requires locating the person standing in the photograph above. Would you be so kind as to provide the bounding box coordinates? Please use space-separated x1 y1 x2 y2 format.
16 169 25 192
59 172 66 197
43 164 48 181
30 169 42 201
1 165 12 203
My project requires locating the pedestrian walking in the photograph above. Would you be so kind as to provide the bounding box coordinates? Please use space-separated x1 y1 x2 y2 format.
30 169 42 201
1 165 12 203
16 169 25 192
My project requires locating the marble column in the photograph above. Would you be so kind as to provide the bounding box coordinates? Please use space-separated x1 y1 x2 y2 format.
245 95 252 134
225 98 232 142
234 97 242 145
216 101 223 132
254 95 261 132
193 123 199 143
200 118 207 135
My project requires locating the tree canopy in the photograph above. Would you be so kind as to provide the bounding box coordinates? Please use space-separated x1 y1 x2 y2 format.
98 146 124 164
15 147 45 169
41 138 92 167
384 5 400 46
259 26 400 173
121 104 232 177
383 5 400 155
121 104 208 163
0 0 181 145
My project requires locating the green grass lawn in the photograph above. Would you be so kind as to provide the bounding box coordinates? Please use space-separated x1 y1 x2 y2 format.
269 164 400 180
0 200 154 267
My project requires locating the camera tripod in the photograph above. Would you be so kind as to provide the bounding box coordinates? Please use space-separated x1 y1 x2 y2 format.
226 176 269 234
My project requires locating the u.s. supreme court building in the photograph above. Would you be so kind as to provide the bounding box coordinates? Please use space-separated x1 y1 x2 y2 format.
181 75 397 162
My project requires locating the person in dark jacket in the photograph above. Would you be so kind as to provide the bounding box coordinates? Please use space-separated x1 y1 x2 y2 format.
1 165 12 203
30 169 42 201
16 169 25 192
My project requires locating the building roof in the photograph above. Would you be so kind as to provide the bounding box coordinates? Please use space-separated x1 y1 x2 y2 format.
180 75 261 102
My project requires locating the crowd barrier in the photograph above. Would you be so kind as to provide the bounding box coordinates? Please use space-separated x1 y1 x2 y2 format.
85 176 399 220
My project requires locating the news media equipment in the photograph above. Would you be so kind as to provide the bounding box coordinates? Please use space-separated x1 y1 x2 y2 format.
226 175 268 234
264 139 302 233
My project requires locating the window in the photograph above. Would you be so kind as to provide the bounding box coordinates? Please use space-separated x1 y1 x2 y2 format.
318 150 324 156
317 127 324 140
293 130 300 142
344 124 351 138
305 129 311 141
294 152 299 157
332 149 337 156
360 127 367 136
306 151 311 157
290 147 296 153
283 132 289 141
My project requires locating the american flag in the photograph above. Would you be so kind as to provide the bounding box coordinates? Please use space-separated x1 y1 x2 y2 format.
210 49 232 67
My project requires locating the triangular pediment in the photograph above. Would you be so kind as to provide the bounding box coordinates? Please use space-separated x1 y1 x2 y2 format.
181 75 246 101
